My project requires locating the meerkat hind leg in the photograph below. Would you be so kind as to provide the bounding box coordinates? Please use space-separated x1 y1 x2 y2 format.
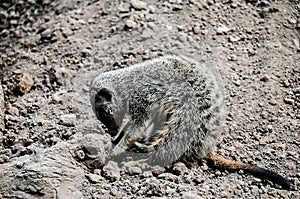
207 153 291 190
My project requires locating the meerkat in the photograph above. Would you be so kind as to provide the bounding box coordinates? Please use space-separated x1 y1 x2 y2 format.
90 55 291 190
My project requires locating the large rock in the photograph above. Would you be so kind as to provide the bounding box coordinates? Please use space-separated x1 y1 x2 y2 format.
0 133 110 198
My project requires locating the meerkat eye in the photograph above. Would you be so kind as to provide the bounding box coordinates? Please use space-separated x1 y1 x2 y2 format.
95 88 113 103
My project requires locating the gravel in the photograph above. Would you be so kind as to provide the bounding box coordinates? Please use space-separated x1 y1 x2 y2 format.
0 0 299 198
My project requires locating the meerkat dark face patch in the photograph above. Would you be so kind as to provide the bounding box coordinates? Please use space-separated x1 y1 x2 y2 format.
94 88 119 137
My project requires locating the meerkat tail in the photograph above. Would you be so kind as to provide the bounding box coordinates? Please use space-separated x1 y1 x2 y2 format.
207 154 291 190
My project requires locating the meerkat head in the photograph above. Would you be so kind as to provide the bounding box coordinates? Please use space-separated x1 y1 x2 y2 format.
90 78 123 138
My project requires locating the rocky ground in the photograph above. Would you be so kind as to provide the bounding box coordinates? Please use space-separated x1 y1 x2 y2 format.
0 0 299 198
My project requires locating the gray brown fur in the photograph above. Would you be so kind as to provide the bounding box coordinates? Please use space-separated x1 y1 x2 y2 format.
90 55 225 166
90 55 292 189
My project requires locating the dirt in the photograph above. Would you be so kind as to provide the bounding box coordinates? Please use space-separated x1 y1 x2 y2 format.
0 0 300 198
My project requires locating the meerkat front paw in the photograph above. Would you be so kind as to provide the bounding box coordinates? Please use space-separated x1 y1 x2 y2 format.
121 159 151 171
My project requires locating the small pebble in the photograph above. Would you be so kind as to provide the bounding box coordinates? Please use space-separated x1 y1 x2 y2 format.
127 166 143 175
269 98 277 106
0 11 8 28
283 79 290 87
102 161 121 181
61 27 73 37
172 162 189 175
18 73 34 94
10 19 18 25
59 113 76 126
81 48 92 57
86 173 103 183
41 28 52 38
110 187 119 196
288 18 297 25
231 2 238 8
228 54 237 61
193 26 201 34
260 74 270 82
151 165 166 176
260 111 268 119
125 19 138 29
93 169 101 175
118 2 130 13
140 171 153 178
76 149 85 160
157 172 178 182
54 67 74 86
229 36 241 42
216 25 230 34
201 163 208 171
130 0 148 10
284 98 294 105
6 105 19 116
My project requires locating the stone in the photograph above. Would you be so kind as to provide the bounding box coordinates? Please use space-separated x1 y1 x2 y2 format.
10 19 18 25
151 165 166 176
110 187 119 196
54 67 74 86
73 134 109 169
229 35 241 42
75 149 85 160
81 48 92 57
157 172 178 182
172 162 189 175
18 73 34 94
102 161 121 181
231 2 238 8
260 74 270 82
228 54 238 61
127 166 143 175
6 105 19 116
118 2 130 13
61 27 73 37
0 11 8 28
268 98 277 106
288 18 297 25
125 19 138 29
130 0 147 10
86 173 103 183
284 98 294 105
283 79 290 87
59 113 76 126
216 25 230 34
40 28 52 38
140 171 153 178
181 192 203 199
80 134 106 159
193 26 201 34
0 141 86 198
